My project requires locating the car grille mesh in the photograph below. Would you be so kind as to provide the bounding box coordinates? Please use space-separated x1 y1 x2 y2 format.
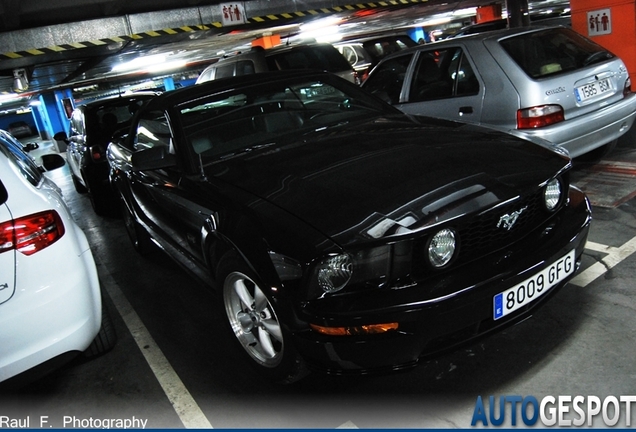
457 190 545 259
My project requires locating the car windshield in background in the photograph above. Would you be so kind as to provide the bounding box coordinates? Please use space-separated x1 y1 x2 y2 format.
265 45 352 73
180 78 389 160
499 27 614 79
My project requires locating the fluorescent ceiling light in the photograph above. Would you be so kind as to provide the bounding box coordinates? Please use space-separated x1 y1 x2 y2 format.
112 54 168 72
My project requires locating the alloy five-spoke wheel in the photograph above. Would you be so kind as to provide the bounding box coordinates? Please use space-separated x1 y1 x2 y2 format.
223 271 284 368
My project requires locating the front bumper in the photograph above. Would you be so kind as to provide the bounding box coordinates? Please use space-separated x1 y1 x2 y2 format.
292 186 591 375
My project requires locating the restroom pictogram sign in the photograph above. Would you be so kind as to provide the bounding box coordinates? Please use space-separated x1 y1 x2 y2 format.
587 8 612 36
220 3 247 26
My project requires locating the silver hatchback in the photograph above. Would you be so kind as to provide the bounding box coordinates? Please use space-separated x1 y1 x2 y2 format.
362 26 636 158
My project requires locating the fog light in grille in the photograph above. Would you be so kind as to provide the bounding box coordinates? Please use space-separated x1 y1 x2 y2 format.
310 322 399 336
544 178 562 211
428 228 456 268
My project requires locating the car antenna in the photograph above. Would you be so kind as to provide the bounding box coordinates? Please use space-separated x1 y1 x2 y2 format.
198 153 207 181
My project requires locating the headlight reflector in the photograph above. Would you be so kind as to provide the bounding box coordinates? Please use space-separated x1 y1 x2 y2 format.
544 178 562 211
428 228 456 268
317 254 353 293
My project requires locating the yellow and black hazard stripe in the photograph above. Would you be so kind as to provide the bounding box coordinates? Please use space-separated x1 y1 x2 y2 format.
0 0 426 61
247 0 427 23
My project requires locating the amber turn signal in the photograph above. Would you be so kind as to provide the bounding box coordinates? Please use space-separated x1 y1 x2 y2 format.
310 322 398 336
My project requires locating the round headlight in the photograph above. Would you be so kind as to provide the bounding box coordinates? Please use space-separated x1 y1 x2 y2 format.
428 228 456 268
544 178 562 211
317 254 353 293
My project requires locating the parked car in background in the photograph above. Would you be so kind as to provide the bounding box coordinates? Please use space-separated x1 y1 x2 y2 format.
334 34 417 81
451 13 571 38
362 26 636 159
195 43 358 85
57 92 157 216
0 129 115 385
108 70 591 383
7 121 34 139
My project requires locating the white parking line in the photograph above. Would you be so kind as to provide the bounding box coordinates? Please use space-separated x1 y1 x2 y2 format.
96 259 213 429
569 237 636 287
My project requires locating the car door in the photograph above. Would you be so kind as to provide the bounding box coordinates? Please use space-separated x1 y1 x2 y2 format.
126 112 214 277
363 46 485 123
396 46 484 123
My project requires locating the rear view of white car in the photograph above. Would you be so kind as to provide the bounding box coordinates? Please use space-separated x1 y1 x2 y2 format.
0 129 115 385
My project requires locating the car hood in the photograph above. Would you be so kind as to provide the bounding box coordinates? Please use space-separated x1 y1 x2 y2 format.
208 116 569 247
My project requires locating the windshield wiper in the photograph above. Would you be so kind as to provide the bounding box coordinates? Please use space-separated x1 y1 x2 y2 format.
583 51 611 66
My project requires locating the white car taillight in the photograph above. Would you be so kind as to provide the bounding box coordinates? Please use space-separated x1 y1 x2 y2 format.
0 210 65 256
624 77 632 96
517 105 565 129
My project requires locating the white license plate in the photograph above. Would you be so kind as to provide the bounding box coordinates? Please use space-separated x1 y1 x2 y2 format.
575 78 611 102
493 249 576 320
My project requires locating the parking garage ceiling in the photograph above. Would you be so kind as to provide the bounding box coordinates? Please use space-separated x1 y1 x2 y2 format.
0 0 569 108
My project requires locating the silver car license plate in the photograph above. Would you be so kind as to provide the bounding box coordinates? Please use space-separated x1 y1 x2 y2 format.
493 249 575 320
575 78 611 102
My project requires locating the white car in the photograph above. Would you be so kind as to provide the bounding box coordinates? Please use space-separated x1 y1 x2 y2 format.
0 129 115 384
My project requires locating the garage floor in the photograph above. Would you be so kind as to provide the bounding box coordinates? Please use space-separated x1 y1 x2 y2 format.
1 131 636 428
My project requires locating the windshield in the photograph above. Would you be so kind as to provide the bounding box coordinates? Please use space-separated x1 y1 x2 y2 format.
179 77 392 160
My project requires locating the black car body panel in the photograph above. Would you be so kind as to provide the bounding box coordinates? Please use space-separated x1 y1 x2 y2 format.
107 70 591 378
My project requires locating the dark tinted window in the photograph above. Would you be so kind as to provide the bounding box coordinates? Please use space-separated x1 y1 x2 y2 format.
215 63 235 79
180 76 390 160
267 45 351 73
235 60 255 76
362 54 413 104
362 36 416 61
500 27 614 78
408 48 478 102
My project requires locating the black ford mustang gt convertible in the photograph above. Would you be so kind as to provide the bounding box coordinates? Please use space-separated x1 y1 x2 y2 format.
107 70 591 383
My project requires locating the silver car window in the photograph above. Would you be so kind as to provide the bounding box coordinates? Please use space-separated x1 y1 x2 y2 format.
499 27 613 79
408 47 479 102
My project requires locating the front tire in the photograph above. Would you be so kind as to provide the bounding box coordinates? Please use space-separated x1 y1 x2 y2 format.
219 258 308 383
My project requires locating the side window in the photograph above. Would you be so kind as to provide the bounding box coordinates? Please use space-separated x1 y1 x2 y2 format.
215 63 235 79
409 50 454 102
135 112 173 152
235 60 255 76
362 54 413 104
408 48 478 102
452 51 479 97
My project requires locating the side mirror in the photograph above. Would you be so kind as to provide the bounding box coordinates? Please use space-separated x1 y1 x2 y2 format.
131 146 176 171
41 153 66 171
